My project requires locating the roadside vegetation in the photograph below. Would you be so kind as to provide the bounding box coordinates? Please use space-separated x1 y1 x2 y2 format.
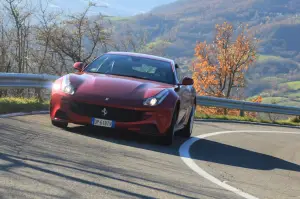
191 22 263 117
0 97 49 114
196 112 300 127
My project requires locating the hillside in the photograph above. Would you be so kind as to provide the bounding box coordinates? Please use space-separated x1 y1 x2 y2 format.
110 0 300 106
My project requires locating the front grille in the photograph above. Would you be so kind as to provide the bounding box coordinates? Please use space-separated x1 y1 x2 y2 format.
70 101 144 122
139 124 160 135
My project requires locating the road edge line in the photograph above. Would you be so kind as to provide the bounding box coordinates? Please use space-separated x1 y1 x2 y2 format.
179 130 300 199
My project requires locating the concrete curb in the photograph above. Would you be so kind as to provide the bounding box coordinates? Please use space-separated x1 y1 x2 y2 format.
0 110 49 118
195 118 300 129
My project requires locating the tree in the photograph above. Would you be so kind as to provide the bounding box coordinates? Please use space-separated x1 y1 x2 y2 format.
37 2 110 75
3 0 33 73
108 23 150 53
31 0 65 75
192 21 258 98
0 13 11 73
192 21 260 115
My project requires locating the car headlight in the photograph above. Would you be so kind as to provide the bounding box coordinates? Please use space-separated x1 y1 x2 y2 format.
62 75 75 95
63 84 75 95
52 75 75 95
143 89 169 106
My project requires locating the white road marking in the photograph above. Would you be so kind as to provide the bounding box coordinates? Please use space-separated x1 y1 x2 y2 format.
179 130 300 199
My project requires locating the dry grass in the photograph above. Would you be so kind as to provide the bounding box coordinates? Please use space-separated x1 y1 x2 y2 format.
196 112 300 127
0 97 49 114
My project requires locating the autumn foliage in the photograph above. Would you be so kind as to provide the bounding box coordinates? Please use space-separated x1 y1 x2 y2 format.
192 22 262 116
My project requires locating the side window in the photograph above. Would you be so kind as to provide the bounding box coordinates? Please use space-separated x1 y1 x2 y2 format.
85 55 110 72
175 64 183 82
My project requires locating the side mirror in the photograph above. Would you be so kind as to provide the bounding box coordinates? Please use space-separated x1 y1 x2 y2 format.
73 62 85 71
181 77 194 85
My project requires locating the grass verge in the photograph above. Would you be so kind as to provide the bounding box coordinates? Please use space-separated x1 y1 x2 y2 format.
196 113 300 127
0 97 49 115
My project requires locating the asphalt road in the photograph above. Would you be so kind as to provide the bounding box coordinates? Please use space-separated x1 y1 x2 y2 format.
1 114 300 199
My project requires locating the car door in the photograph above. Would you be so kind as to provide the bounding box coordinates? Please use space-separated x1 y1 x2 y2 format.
174 64 192 127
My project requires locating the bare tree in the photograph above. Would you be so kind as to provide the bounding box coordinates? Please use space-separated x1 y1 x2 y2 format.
39 2 110 70
31 0 61 73
0 13 11 97
108 23 150 53
3 0 33 73
0 13 12 73
0 0 35 97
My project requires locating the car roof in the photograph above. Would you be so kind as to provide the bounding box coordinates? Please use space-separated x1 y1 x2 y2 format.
106 51 174 64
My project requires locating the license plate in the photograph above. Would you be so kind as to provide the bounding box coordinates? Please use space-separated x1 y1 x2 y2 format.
92 118 115 128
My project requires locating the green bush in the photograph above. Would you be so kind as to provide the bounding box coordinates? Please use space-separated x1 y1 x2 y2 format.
289 116 300 123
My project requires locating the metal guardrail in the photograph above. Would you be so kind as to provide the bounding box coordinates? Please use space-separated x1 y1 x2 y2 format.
197 96 300 116
1 72 300 116
0 73 60 89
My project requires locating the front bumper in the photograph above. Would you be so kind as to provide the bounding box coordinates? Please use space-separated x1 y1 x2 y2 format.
50 93 174 136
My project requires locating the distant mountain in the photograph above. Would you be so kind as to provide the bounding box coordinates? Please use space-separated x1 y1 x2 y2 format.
118 0 300 65
46 0 177 16
142 0 300 58
110 0 300 105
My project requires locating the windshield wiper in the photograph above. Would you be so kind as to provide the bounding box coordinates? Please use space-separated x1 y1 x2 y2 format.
111 74 151 81
85 72 152 81
125 75 150 80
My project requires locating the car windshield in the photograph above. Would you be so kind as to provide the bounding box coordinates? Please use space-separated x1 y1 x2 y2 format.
84 54 175 84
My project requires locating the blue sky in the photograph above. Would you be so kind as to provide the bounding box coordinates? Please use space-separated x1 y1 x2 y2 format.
46 0 177 16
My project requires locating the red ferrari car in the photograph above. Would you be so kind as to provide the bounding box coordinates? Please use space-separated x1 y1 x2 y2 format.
50 52 196 145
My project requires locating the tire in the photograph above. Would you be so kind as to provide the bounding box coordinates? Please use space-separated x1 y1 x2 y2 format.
52 120 68 129
160 109 178 146
179 104 195 138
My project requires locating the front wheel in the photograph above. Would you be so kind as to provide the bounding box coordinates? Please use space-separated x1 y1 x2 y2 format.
51 120 68 129
179 104 195 138
160 109 178 146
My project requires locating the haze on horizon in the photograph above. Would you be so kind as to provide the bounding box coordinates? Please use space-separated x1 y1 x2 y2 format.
44 0 177 16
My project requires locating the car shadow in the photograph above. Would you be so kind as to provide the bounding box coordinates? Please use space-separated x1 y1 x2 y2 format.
189 139 300 172
65 125 186 156
65 125 300 173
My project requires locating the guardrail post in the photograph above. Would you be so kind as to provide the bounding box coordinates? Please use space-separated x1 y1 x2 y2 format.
240 110 245 117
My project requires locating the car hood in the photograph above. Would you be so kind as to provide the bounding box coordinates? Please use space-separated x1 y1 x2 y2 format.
69 72 174 104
